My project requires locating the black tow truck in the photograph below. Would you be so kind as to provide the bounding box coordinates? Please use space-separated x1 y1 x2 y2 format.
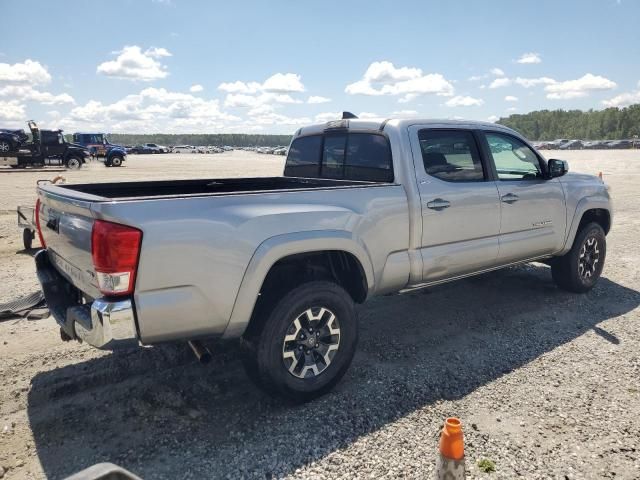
0 121 89 169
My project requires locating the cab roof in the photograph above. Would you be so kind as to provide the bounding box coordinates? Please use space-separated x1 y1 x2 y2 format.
293 118 522 138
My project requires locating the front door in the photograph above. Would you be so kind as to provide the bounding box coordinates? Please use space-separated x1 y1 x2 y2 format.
481 131 567 263
409 126 501 282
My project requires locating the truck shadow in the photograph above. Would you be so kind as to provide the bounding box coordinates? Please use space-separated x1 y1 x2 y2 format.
27 264 639 479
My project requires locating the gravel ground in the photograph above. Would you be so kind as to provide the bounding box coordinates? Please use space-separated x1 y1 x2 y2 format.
0 150 638 479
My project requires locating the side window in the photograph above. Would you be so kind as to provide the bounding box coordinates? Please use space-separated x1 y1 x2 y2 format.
321 134 347 179
418 129 485 182
485 132 543 180
345 133 393 182
283 135 322 177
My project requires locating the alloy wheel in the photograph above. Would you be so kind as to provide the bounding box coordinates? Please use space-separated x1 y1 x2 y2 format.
282 307 341 379
578 236 600 280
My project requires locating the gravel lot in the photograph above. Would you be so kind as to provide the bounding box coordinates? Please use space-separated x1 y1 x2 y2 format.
0 150 638 479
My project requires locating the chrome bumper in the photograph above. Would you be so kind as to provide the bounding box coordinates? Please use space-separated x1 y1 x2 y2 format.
35 249 139 350
71 299 139 349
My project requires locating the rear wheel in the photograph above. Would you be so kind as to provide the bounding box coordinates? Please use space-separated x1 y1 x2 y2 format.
0 140 12 153
552 222 606 293
242 281 358 402
66 156 82 169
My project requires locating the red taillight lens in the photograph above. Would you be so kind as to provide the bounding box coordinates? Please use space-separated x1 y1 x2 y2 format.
91 220 142 296
35 198 46 248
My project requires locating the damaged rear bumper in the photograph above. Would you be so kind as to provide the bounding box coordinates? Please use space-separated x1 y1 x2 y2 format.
35 249 139 350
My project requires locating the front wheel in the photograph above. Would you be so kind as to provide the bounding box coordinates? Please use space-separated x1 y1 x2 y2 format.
552 222 606 293
242 281 358 402
110 156 123 167
65 156 82 169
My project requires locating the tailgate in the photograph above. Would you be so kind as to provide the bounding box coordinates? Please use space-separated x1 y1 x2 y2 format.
37 187 101 299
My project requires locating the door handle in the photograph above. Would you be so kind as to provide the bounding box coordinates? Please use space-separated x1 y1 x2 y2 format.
501 193 519 204
426 198 450 211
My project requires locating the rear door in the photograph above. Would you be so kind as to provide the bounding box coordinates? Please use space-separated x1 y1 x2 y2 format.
409 126 501 282
480 131 566 263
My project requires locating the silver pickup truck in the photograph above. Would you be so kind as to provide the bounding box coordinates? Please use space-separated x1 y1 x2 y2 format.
34 117 612 401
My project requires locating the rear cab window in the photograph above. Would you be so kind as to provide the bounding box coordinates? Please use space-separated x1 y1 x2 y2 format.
284 132 394 182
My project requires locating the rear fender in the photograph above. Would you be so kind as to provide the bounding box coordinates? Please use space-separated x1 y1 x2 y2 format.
222 230 374 338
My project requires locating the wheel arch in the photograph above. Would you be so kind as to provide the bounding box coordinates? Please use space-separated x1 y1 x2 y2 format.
561 196 612 254
223 230 374 339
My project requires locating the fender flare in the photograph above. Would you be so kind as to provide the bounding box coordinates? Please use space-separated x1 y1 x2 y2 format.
560 195 611 254
222 230 375 339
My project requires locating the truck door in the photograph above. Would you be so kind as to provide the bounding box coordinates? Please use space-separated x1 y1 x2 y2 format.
479 131 566 263
409 126 501 282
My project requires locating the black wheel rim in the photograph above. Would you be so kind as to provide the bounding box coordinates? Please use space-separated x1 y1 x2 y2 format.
282 307 341 379
578 236 600 281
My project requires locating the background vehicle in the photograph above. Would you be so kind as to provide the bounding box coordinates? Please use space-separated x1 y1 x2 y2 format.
172 145 197 153
1 121 88 169
144 143 168 153
34 116 611 401
0 128 29 153
128 145 154 154
72 132 127 167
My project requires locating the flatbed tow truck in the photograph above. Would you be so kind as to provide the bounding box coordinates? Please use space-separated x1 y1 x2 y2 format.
0 121 89 170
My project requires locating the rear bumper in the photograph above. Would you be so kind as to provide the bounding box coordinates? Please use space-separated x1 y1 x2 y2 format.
35 250 139 350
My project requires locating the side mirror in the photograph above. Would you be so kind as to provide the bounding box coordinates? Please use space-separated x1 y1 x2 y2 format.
548 158 569 178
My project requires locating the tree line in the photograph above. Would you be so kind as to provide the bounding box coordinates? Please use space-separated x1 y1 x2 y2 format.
497 104 640 140
106 133 292 147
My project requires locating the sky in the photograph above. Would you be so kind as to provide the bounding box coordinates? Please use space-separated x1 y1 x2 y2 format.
1 0 639 134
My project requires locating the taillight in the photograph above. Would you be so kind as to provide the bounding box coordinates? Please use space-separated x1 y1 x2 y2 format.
35 198 46 248
91 220 142 296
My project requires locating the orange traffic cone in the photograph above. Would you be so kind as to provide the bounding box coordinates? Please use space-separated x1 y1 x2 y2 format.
435 417 465 480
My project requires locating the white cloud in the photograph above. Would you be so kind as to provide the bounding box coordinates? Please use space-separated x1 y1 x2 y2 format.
545 73 616 99
314 112 342 122
0 85 74 105
345 61 454 102
487 115 499 123
506 107 518 112
189 84 204 93
489 77 512 89
0 100 25 122
219 73 304 95
445 95 484 107
602 90 640 108
224 92 301 108
504 95 518 102
392 110 418 118
307 95 331 104
262 73 305 93
97 46 171 81
516 52 542 64
68 87 240 133
515 77 556 88
0 59 51 85
491 68 505 77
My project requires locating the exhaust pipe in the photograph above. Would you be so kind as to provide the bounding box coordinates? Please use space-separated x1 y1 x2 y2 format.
188 340 212 364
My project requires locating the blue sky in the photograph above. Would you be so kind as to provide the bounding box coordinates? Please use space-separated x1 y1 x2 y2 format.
1 0 639 134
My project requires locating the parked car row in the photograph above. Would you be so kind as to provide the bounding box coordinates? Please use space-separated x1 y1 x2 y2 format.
248 146 288 155
533 138 640 150
125 144 235 154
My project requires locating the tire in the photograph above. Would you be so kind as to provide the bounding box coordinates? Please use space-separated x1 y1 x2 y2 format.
0 140 12 153
242 281 358 402
22 228 33 250
65 156 82 169
552 222 606 293
110 156 123 167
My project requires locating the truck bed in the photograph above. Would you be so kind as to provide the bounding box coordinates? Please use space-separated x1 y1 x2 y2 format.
60 176 383 201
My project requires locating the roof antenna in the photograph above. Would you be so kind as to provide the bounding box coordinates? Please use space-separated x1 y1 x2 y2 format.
342 111 358 119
